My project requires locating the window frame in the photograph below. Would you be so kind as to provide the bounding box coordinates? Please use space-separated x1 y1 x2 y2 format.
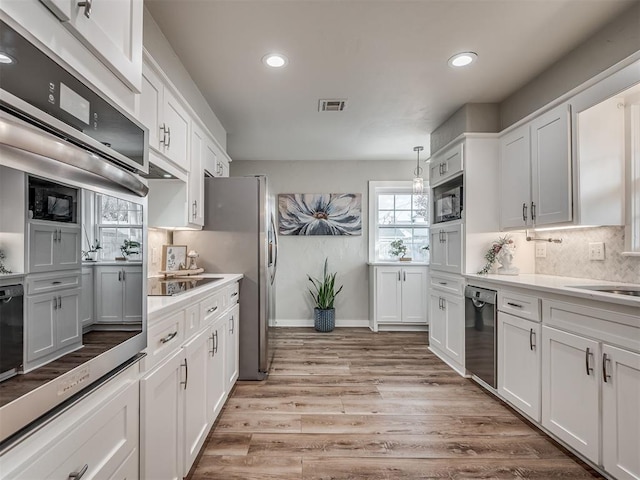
368 180 430 263
95 194 143 261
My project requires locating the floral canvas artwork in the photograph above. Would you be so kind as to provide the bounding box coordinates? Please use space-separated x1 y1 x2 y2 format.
278 193 362 236
162 245 187 272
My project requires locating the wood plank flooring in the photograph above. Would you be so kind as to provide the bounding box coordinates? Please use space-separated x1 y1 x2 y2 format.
189 328 602 479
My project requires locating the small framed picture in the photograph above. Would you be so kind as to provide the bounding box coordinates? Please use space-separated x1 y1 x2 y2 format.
162 245 187 272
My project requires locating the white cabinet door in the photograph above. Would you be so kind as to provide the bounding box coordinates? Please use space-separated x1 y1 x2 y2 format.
122 266 143 323
206 316 227 423
80 267 94 329
65 0 143 92
443 292 464 366
429 142 463 186
500 125 531 229
498 312 541 421
56 226 81 270
29 223 56 272
542 326 600 463
203 139 218 175
443 224 462 273
140 64 163 150
225 304 240 389
375 267 402 323
26 293 57 363
188 124 205 227
428 292 445 351
163 89 191 171
140 350 183 480
530 103 572 226
401 268 427 323
182 328 211 476
429 229 445 270
602 344 640 480
56 288 81 349
95 266 123 322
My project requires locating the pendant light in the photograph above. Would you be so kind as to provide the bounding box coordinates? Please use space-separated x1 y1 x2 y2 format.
412 146 424 194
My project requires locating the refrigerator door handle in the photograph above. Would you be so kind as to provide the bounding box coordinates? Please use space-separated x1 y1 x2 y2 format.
270 212 278 285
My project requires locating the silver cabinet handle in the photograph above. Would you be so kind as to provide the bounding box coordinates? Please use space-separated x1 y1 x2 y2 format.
441 298 445 310
118 271 122 281
403 271 406 281
160 331 178 344
231 292 238 298
192 201 197 219
522 203 527 222
53 295 58 310
398 271 401 281
585 347 594 376
122 269 125 281
58 296 62 309
529 328 535 351
166 126 171 149
507 302 523 309
531 202 536 221
160 124 167 146
602 353 611 383
209 333 215 356
214 330 218 354
207 306 218 314
230 315 235 334
438 282 447 285
180 359 188 389
68 464 88 480
52 281 62 285
77 0 92 18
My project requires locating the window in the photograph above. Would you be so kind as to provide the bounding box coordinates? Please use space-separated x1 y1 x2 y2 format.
369 181 429 262
96 194 143 260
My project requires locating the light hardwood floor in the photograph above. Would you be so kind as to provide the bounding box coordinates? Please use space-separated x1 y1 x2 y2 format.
189 328 602 479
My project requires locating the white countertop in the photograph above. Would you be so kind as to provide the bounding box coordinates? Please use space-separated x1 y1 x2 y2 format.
147 273 243 318
0 272 25 281
464 273 640 308
82 261 143 266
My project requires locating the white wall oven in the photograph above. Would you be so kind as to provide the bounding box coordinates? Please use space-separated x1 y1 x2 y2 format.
0 17 148 445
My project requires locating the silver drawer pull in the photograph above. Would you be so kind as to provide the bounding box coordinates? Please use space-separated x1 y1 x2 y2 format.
77 0 92 18
160 331 178 344
231 292 238 297
68 464 88 480
52 281 62 285
207 306 218 313
602 353 612 383
585 347 594 376
438 282 447 285
507 302 523 309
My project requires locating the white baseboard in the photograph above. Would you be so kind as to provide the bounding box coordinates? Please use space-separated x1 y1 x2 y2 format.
375 324 429 332
273 318 370 328
428 346 466 377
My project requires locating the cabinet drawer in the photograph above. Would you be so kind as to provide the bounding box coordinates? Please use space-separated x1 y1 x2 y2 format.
146 309 185 369
4 374 139 480
201 291 223 324
26 271 81 295
227 282 240 306
430 272 464 295
498 290 540 322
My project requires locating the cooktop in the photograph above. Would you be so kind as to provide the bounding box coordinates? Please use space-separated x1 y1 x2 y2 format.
147 276 223 296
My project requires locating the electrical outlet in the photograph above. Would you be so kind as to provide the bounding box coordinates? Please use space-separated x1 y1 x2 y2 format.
535 243 547 258
589 242 605 261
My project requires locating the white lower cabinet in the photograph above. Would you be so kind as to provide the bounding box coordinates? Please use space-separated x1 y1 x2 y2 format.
602 345 640 480
95 265 143 324
542 326 601 462
1 362 140 480
141 281 240 479
498 312 541 421
370 265 428 330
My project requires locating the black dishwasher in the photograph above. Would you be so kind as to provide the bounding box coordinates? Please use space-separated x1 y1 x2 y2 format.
464 285 497 388
0 284 24 382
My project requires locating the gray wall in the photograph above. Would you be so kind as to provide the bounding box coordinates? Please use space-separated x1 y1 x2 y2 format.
231 160 415 326
143 7 228 149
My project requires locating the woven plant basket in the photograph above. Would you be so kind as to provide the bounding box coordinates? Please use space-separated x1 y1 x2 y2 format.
314 308 335 332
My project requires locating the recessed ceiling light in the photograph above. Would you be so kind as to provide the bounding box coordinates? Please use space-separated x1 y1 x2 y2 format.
0 52 16 64
262 53 288 68
448 52 477 68
163 173 172 178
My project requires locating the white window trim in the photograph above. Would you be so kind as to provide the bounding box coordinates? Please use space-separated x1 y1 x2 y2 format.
368 180 429 263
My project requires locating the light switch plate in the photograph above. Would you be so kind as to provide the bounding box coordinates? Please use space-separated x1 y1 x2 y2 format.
535 243 547 258
589 242 605 261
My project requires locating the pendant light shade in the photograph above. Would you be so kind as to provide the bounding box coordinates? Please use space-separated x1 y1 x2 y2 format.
412 146 424 194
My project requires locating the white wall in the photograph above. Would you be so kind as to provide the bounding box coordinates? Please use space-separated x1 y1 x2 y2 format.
231 160 415 327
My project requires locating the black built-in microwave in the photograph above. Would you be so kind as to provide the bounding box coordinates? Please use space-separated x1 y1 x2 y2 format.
434 181 463 223
28 176 79 223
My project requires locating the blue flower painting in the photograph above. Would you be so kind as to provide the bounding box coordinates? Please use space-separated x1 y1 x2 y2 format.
278 193 362 236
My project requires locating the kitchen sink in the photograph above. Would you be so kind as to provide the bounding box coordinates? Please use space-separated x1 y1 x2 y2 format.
570 285 640 297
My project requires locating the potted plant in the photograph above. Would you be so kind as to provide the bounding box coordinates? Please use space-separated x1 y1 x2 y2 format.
81 240 102 261
307 258 343 332
390 239 411 262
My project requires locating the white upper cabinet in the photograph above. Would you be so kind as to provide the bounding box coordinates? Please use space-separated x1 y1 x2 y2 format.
140 62 191 173
500 104 572 229
429 142 463 187
188 123 206 228
40 0 143 92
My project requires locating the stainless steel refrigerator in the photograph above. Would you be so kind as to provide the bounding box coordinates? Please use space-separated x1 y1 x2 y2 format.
174 176 277 380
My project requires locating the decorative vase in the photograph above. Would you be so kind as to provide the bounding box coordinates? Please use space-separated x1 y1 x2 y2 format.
314 307 335 332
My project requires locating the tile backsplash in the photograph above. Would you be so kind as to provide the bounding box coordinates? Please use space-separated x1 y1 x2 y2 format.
148 228 172 277
535 226 640 283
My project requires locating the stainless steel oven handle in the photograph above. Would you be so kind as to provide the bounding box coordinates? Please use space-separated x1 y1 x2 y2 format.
0 112 148 197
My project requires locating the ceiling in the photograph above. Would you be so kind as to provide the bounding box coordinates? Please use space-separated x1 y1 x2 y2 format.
145 0 635 162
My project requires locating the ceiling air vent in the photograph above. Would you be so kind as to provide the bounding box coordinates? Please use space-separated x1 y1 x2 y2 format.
318 99 347 112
